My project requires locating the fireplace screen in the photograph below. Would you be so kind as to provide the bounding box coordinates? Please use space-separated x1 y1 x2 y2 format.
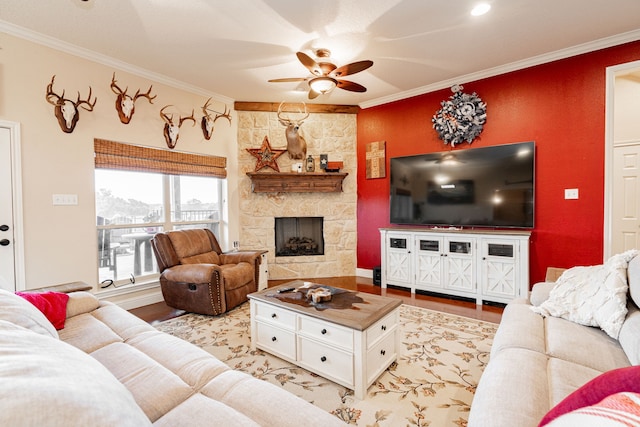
275 217 324 257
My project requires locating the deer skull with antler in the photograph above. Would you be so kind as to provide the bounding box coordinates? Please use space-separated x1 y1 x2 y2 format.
160 105 196 149
277 101 309 160
200 98 232 140
45 75 97 133
110 73 156 124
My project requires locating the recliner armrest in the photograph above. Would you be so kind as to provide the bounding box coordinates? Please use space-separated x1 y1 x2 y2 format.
219 251 262 265
162 264 221 284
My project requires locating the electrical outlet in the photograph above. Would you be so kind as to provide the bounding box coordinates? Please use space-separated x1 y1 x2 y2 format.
564 188 579 200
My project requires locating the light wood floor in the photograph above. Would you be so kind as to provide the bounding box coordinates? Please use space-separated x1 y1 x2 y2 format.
129 276 504 324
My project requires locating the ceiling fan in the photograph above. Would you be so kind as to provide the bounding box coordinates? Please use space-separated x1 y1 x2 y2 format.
268 48 373 99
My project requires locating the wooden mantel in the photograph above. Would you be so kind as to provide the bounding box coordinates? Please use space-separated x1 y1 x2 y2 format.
247 172 348 193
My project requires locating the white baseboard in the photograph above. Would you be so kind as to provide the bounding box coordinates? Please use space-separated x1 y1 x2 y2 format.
356 267 373 278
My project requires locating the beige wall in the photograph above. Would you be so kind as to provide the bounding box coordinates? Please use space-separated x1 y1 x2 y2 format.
0 33 239 290
237 110 357 279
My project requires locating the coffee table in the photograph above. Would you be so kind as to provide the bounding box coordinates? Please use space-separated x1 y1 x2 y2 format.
248 280 402 399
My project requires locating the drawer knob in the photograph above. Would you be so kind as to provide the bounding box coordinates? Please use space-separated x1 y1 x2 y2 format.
380 349 386 356
321 328 327 335
271 313 277 318
271 336 277 342
381 325 387 331
320 356 327 362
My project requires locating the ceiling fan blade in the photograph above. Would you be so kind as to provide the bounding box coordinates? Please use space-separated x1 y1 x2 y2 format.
268 77 308 83
308 89 321 99
336 80 367 93
296 52 323 76
331 60 374 77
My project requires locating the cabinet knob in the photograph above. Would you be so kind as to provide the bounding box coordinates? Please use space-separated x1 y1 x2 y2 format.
271 336 277 342
380 349 386 356
271 313 277 318
381 325 386 331
321 328 327 335
320 356 327 362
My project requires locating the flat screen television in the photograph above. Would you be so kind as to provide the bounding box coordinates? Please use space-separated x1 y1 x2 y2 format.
389 141 535 228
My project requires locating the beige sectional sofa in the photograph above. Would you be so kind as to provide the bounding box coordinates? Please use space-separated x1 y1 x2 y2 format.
468 253 640 426
0 289 344 426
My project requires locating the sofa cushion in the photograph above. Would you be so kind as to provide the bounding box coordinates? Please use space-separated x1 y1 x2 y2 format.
540 366 640 426
531 249 638 338
0 320 152 427
15 291 69 330
66 291 101 318
0 288 58 338
618 303 640 365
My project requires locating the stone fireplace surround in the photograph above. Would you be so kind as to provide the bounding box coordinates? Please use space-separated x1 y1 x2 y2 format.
237 108 357 280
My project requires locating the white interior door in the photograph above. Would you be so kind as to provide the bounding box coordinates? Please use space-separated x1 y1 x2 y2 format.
0 127 16 291
611 145 640 254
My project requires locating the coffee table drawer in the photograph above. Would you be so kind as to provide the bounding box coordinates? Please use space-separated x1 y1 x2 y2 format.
366 309 398 348
254 302 296 330
298 316 354 351
366 330 396 385
298 336 353 386
255 321 296 360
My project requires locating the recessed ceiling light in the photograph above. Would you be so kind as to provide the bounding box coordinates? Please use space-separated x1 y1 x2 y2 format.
471 3 491 16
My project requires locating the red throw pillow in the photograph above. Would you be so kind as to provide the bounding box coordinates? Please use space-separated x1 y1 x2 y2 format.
15 291 70 330
539 366 640 426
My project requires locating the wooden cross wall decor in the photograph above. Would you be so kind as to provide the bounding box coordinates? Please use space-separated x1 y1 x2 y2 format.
365 141 386 179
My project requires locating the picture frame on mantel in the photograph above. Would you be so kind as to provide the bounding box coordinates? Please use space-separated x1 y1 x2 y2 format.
365 140 386 179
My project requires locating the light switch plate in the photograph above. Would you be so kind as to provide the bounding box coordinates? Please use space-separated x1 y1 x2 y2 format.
52 194 78 205
564 188 579 200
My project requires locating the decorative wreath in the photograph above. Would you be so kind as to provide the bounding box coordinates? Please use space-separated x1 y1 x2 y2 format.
432 85 487 146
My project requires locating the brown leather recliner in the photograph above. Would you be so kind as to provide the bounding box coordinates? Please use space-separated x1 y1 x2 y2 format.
150 229 261 316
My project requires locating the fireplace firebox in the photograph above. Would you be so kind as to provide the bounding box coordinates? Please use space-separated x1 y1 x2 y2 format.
275 217 324 257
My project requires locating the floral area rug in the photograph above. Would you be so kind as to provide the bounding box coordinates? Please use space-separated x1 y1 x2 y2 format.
155 303 497 426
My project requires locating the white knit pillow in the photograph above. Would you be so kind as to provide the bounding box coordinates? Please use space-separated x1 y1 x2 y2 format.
0 288 58 338
531 249 639 338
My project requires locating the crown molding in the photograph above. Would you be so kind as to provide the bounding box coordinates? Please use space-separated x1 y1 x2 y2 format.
359 29 640 110
0 20 234 105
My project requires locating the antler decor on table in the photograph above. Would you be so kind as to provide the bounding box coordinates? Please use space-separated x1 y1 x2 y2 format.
200 98 232 140
110 73 156 124
160 105 196 149
45 75 97 133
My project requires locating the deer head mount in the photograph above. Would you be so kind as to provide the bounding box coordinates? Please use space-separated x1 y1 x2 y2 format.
110 73 156 124
277 101 309 160
45 75 97 133
160 105 196 149
200 98 232 140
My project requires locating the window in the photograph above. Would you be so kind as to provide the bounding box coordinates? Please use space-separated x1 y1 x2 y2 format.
96 169 223 286
93 139 227 288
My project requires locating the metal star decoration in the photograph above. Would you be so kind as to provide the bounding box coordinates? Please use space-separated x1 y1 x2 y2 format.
247 136 287 172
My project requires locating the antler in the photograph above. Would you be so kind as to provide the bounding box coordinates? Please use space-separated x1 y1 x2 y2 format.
160 105 174 124
75 86 97 111
201 98 214 121
45 75 64 105
277 101 308 124
180 110 196 127
110 73 127 96
213 105 232 125
133 85 156 103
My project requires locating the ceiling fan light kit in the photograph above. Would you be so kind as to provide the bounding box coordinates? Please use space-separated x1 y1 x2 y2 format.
309 76 337 94
269 48 373 99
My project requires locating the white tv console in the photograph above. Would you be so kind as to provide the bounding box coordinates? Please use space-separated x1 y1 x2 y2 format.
380 228 531 305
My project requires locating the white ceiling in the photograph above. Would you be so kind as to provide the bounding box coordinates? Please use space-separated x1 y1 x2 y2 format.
1 0 640 108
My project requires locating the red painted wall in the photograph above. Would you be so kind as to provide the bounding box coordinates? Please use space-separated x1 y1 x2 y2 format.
357 41 640 286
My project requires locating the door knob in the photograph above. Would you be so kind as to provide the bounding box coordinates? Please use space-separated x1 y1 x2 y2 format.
0 225 8 232
0 239 10 246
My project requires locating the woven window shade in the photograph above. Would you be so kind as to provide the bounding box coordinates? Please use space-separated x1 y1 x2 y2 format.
94 139 226 178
